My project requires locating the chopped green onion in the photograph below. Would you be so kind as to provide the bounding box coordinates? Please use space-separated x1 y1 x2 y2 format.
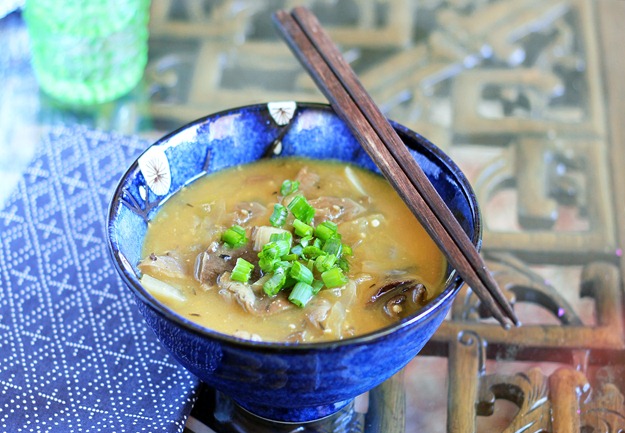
322 236 343 257
288 282 314 307
282 253 298 262
259 242 279 258
287 195 315 224
290 244 304 256
231 258 254 283
221 225 247 248
293 219 313 237
270 231 293 246
315 253 337 273
276 260 293 271
337 257 350 273
302 245 324 259
314 221 338 241
273 240 291 257
258 257 277 273
283 274 297 290
299 235 313 247
306 259 315 271
263 268 287 296
311 279 324 295
222 177 355 307
259 240 289 260
269 204 288 227
280 179 300 196
289 261 313 285
321 267 348 288
258 243 281 272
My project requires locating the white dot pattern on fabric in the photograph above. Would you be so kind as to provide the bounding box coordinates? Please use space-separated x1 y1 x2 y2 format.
0 127 199 432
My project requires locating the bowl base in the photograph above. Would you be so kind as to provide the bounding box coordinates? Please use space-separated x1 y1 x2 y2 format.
235 396 353 424
191 383 366 432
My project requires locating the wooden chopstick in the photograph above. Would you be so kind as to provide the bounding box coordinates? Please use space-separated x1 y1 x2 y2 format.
288 6 519 326
273 7 519 328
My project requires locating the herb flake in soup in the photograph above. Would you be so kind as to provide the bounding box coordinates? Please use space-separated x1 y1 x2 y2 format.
139 158 447 343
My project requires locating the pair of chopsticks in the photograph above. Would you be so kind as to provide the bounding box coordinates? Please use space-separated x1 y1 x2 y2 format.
272 7 519 328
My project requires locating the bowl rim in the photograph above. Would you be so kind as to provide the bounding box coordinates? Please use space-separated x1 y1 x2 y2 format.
107 101 482 352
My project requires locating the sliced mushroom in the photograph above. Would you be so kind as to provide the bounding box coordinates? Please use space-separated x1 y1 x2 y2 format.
367 279 429 319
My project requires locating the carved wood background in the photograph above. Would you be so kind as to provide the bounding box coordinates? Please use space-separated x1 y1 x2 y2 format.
144 1 625 431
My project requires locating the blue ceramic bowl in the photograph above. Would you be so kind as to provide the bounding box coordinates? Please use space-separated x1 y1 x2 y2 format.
107 102 481 423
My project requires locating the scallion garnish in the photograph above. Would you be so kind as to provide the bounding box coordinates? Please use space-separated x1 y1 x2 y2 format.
288 282 314 307
287 195 315 224
269 204 288 227
302 245 323 259
311 279 324 295
258 243 281 273
221 225 248 248
290 244 304 256
337 257 350 273
315 253 337 273
274 240 291 257
231 258 254 283
305 259 315 271
299 235 313 247
280 179 300 196
263 267 287 296
321 267 348 288
322 236 343 257
269 231 293 247
289 261 313 285
220 176 354 308
314 221 338 241
292 219 313 237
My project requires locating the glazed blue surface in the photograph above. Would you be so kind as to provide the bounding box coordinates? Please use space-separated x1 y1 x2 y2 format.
107 102 481 423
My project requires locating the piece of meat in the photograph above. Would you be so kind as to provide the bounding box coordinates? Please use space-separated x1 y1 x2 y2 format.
194 242 259 286
217 272 257 313
256 295 294 315
308 197 366 223
138 251 187 280
217 272 294 316
231 202 267 225
306 298 332 330
293 166 320 195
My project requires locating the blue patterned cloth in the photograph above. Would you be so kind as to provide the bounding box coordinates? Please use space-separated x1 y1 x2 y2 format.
0 126 199 432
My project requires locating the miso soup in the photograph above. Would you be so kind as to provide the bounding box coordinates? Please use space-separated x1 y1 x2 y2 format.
139 158 446 343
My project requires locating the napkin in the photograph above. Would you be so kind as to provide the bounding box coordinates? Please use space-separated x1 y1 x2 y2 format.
0 126 199 432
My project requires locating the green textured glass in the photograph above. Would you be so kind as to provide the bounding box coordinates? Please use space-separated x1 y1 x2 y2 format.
24 0 150 105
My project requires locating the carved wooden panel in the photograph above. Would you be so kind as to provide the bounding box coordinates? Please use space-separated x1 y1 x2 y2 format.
142 0 625 431
448 331 625 432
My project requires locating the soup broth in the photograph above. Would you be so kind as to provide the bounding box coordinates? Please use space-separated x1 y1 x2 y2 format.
140 158 446 343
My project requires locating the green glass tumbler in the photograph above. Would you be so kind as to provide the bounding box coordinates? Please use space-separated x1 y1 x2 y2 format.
24 0 150 105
